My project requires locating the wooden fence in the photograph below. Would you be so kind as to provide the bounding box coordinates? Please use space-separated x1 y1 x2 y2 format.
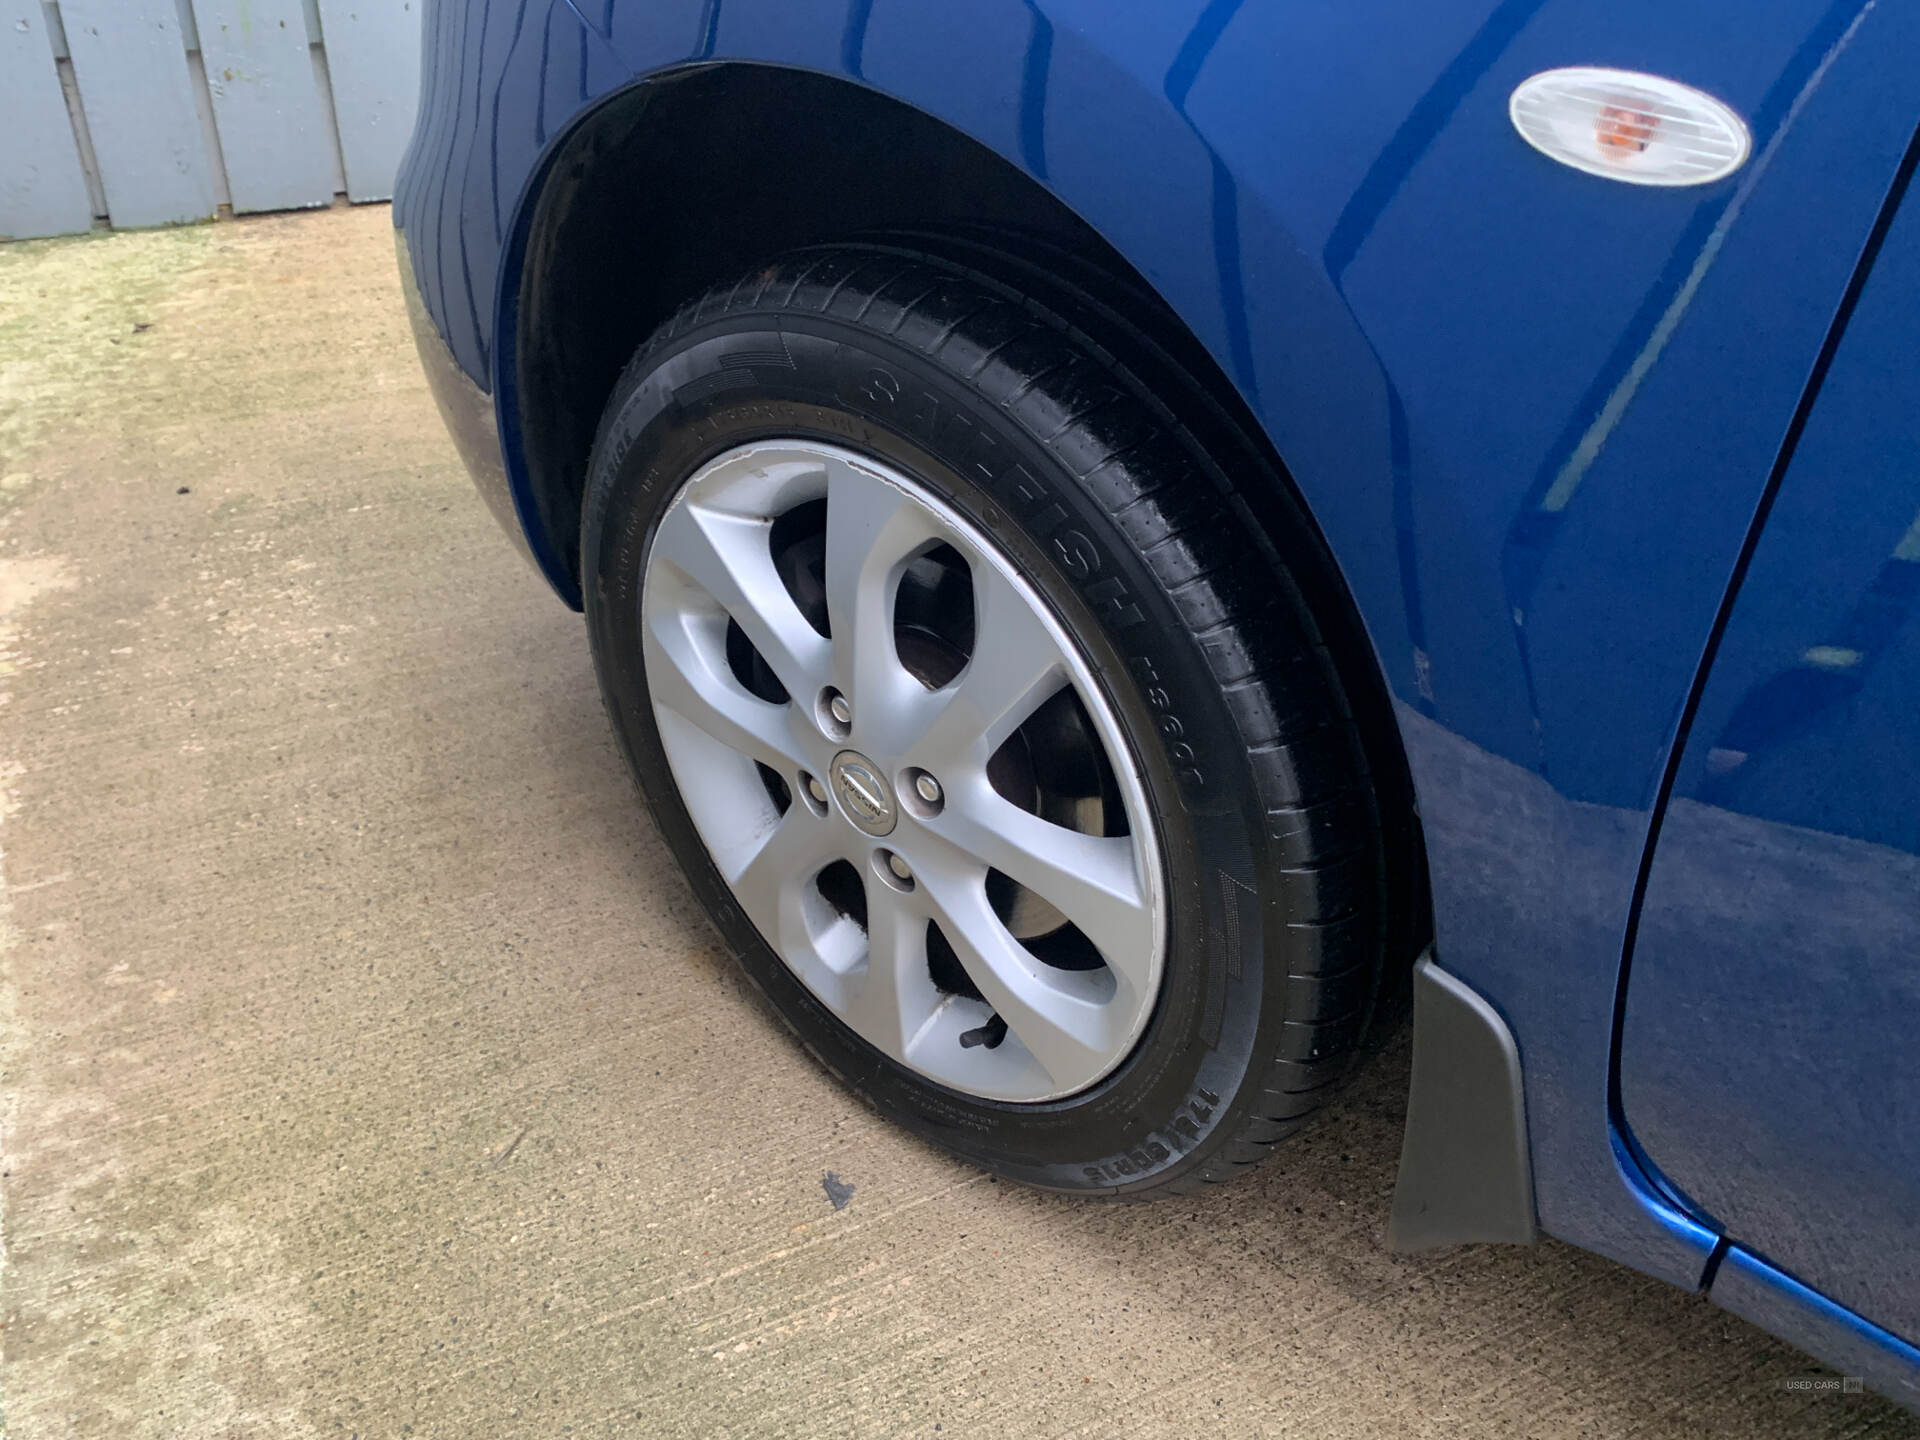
2 0 420 239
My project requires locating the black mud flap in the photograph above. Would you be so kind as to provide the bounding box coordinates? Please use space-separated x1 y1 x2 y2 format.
1388 954 1538 1250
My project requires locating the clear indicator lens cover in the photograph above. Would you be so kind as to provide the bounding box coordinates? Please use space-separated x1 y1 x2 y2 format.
1510 68 1750 187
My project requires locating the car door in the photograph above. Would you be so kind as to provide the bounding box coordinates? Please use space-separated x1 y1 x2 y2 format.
1618 162 1920 1345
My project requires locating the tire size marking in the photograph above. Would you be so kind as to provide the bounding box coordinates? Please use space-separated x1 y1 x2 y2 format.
1081 1087 1221 1184
1129 654 1207 796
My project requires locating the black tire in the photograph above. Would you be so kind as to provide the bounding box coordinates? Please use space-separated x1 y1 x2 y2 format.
582 244 1395 1196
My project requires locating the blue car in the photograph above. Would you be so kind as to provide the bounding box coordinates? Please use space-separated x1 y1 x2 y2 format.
394 0 1920 1407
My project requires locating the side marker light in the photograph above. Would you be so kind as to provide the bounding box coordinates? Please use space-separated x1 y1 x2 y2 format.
1510 68 1750 186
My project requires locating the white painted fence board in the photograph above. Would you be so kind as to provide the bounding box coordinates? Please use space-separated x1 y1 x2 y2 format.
4 0 419 239
192 0 334 212
38 0 67 56
1 0 94 238
314 0 420 201
59 0 216 227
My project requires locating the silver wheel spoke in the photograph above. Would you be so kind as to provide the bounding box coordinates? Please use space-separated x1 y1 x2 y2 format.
930 787 1154 994
841 888 942 1064
726 805 842 954
916 863 1117 1091
823 457 942 741
654 501 830 702
643 610 814 774
910 563 1068 770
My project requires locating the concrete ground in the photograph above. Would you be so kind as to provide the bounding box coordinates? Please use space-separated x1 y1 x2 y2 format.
0 204 1911 1440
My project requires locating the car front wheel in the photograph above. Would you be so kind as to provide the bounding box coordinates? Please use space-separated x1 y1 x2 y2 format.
582 245 1392 1195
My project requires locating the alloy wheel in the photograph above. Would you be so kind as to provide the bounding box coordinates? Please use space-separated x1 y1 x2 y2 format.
640 441 1167 1102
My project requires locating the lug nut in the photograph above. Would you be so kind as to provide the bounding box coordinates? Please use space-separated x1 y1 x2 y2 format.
805 775 829 806
828 694 853 727
886 852 913 882
903 769 945 816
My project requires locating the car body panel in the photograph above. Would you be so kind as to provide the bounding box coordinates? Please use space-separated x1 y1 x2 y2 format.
1622 177 1920 1347
1712 1246 1920 1411
393 0 1920 1398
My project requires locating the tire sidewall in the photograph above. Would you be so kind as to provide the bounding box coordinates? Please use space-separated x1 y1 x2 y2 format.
584 313 1278 1192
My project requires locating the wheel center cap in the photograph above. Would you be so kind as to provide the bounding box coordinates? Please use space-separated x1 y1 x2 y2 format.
830 751 896 837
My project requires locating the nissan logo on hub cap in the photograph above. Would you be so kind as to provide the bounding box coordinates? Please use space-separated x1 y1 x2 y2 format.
830 751 896 836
